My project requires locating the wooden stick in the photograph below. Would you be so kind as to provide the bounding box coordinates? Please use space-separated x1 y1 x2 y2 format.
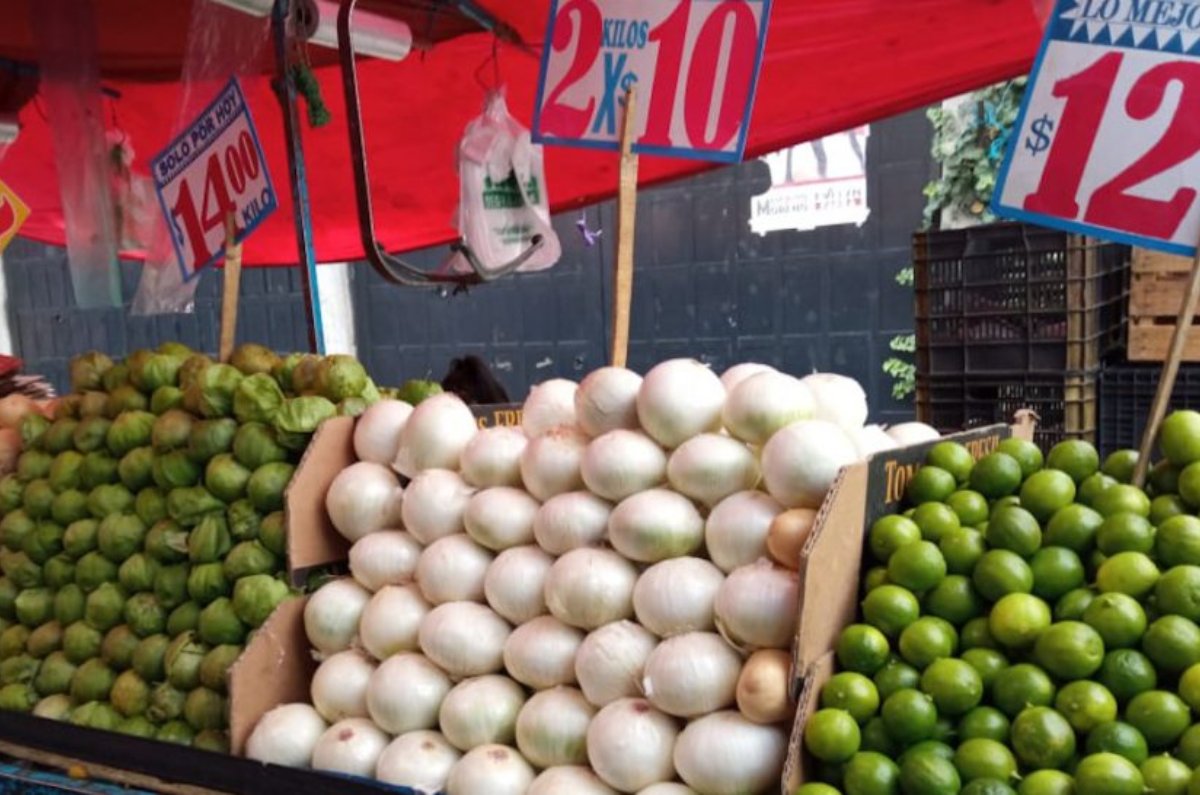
218 213 244 364
610 86 639 368
1133 248 1200 486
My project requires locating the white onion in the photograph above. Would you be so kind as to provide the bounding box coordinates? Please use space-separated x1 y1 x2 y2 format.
531 766 619 795
311 718 389 778
638 785 699 795
416 534 494 605
705 491 783 573
522 379 578 438
439 675 526 751
533 491 611 554
366 652 452 734
848 424 899 459
722 371 815 445
516 687 596 768
673 711 788 795
484 545 553 624
587 698 679 792
576 367 643 438
304 578 371 655
608 489 704 563
401 469 475 545
325 462 405 543
637 359 726 449
460 426 527 488
714 561 799 650
349 530 421 592
520 426 588 501
446 745 535 795
246 703 328 768
394 393 478 478
760 419 858 508
463 487 539 550
581 429 667 501
503 615 584 689
311 649 376 722
633 557 724 637
887 421 942 446
719 362 776 392
545 548 638 630
419 602 512 678
666 434 760 507
737 649 793 724
642 632 742 718
353 399 413 464
360 584 430 660
376 731 461 793
575 620 658 707
801 372 869 431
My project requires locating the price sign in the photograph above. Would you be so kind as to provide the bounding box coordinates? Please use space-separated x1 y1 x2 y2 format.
151 78 276 281
995 0 1200 255
532 0 772 162
0 179 28 255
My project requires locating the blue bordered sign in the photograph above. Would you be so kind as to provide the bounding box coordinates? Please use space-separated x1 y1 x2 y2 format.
532 0 772 163
151 77 277 281
994 0 1200 256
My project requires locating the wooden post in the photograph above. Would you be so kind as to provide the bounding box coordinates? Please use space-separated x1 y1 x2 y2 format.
1133 251 1200 486
610 87 638 368
218 213 244 364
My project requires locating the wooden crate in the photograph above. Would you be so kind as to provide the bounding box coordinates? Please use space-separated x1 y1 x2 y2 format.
1129 247 1200 361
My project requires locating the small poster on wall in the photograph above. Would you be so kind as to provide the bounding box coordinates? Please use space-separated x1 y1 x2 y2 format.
749 126 870 235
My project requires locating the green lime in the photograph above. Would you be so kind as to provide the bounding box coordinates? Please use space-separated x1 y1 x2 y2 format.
860 716 898 757
928 441 976 482
993 495 1023 511
863 566 889 594
1017 769 1074 795
1142 615 1200 673
1097 649 1158 703
940 528 987 575
1097 513 1155 555
992 663 1056 718
1125 690 1191 749
1083 592 1147 649
970 453 1024 499
874 658 920 701
924 575 983 626
1093 484 1152 519
899 752 960 795
1011 706 1076 770
806 708 862 763
843 751 900 795
1150 494 1187 525
1097 551 1160 598
908 465 959 506
1179 662 1200 711
1054 680 1117 732
954 737 1017 782
1153 564 1200 621
882 688 937 745
990 593 1051 649
1079 472 1119 508
1044 503 1104 553
1176 462 1200 508
947 490 989 527
1020 470 1077 523
1175 723 1200 767
1030 547 1085 601
1086 721 1149 764
899 739 955 765
888 541 947 592
1103 450 1139 484
973 550 1034 602
898 617 958 669
796 786 841 795
837 624 892 675
1073 752 1145 795
919 658 983 716
998 438 1044 478
1047 439 1100 483
822 672 881 722
961 648 1009 690
1150 459 1181 495
1089 548 1109 578
958 705 1010 743
912 503 961 543
1155 515 1200 567
869 515 923 563
1160 409 1200 467
986 506 1043 558
863 584 921 637
1140 755 1190 795
1034 621 1105 680
1054 587 1096 621
961 778 1016 795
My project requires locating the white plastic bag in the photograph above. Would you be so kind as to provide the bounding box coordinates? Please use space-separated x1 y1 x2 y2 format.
443 89 560 276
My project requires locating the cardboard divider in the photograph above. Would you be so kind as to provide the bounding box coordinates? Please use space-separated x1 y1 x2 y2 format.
284 416 356 586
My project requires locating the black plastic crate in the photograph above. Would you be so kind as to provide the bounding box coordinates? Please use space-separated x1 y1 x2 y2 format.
916 371 1097 450
1098 364 1200 455
914 223 1130 375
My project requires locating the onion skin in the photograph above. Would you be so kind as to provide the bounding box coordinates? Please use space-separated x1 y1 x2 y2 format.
304 578 371 655
633 557 724 637
359 584 430 660
419 602 512 679
311 718 389 778
375 730 461 792
532 491 611 555
393 393 478 477
530 766 619 795
705 490 783 574
575 367 643 438
353 400 412 465
736 649 793 724
366 653 452 734
416 534 493 605
459 426 527 488
581 429 667 502
544 548 637 630
515 686 595 768
484 545 553 625
246 703 328 768
503 615 584 689
400 469 474 546
586 698 680 792
446 744 535 795
311 649 375 722
636 359 726 449
520 427 588 502
608 489 704 563
575 620 658 707
766 508 818 570
673 711 788 795
641 632 742 718
523 379 579 438
760 419 857 509
438 675 526 751
713 561 799 651
666 433 760 508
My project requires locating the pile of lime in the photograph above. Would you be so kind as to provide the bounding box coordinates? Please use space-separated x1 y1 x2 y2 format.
801 410 1200 795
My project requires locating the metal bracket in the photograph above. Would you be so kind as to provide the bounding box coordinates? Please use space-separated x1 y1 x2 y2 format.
336 0 543 287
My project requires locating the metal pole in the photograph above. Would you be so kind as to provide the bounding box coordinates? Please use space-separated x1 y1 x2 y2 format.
272 0 326 354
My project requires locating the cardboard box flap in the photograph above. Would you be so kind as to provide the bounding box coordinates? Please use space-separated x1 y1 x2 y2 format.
783 652 836 794
285 416 355 585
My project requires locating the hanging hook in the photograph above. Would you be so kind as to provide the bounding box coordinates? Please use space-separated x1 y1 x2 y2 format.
474 36 501 93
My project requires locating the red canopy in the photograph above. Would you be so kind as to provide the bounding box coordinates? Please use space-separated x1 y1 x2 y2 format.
0 0 1044 266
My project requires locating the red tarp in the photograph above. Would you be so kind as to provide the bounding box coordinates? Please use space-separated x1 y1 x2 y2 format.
0 0 1044 266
